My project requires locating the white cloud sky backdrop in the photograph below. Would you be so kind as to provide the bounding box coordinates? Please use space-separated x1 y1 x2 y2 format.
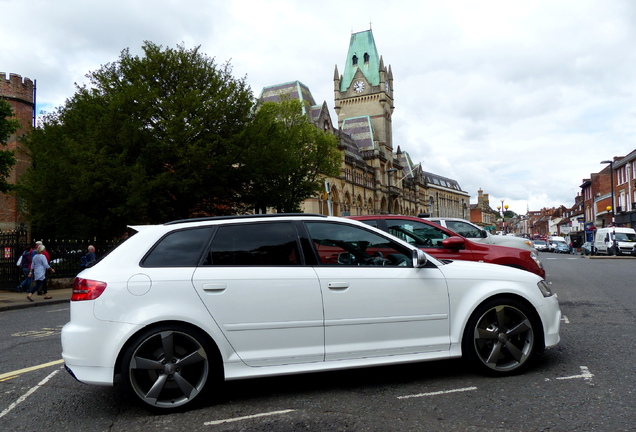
3 0 636 214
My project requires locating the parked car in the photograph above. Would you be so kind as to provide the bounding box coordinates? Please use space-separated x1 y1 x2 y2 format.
553 242 571 254
422 216 537 252
548 236 568 253
348 215 545 278
533 240 549 252
61 214 560 412
580 242 593 256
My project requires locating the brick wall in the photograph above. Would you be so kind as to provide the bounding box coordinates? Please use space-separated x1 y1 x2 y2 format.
0 72 34 231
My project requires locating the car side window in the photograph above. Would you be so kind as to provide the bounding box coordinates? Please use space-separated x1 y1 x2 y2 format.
142 227 215 267
385 219 450 248
205 222 301 266
305 221 412 267
446 221 481 238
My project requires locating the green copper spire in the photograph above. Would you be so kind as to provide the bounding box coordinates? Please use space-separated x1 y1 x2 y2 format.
340 30 381 91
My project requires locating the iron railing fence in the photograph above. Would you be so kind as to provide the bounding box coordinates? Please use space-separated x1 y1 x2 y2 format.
0 233 122 290
0 228 29 291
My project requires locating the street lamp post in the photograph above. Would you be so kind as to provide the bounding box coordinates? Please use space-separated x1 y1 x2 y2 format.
601 159 617 253
496 200 509 234
600 160 615 226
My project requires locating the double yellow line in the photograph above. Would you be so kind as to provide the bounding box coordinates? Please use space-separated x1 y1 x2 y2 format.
0 359 64 382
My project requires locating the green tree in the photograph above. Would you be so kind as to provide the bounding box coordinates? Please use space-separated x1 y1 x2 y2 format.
20 42 254 238
0 100 19 193
240 99 342 213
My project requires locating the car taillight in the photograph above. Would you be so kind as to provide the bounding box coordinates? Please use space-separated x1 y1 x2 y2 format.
71 277 107 301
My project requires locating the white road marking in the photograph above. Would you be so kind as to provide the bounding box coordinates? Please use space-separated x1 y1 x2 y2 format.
561 315 570 324
557 366 594 382
204 409 296 426
397 386 478 399
0 369 61 419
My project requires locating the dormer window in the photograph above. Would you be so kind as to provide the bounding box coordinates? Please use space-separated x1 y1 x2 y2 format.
352 55 358 66
364 53 370 63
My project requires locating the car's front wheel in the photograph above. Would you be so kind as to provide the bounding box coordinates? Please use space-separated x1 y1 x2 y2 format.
463 298 540 375
121 324 219 412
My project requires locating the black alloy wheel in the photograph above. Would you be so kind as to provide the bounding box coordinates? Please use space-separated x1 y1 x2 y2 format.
121 325 218 411
463 298 539 375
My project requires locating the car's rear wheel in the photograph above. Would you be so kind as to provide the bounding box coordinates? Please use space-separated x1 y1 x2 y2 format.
463 298 539 375
121 324 219 411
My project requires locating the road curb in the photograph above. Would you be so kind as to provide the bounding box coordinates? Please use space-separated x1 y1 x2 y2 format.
0 298 69 312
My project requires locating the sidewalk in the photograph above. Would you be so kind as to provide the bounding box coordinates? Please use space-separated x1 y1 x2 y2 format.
0 288 73 312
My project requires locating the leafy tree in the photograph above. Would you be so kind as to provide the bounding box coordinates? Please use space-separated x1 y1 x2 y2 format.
20 42 254 238
240 99 342 213
0 100 19 193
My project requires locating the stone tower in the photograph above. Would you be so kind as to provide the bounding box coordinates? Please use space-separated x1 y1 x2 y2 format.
0 72 35 230
333 29 394 154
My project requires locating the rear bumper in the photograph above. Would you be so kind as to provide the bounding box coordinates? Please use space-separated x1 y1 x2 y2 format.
63 363 115 387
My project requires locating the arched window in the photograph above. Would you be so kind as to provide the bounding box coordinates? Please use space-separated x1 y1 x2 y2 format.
352 55 358 66
364 53 370 63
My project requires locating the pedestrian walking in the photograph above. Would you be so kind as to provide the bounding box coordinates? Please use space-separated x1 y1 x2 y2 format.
16 244 34 293
31 241 51 296
26 245 55 301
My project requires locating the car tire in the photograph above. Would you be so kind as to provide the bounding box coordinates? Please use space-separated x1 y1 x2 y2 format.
120 324 221 412
462 298 540 376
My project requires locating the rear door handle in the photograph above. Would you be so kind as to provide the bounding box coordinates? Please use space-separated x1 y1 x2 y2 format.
202 283 227 292
328 282 349 290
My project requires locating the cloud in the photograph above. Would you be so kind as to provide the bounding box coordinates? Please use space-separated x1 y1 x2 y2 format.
2 0 635 214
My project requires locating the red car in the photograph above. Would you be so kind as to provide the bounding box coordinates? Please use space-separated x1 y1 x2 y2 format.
348 215 545 278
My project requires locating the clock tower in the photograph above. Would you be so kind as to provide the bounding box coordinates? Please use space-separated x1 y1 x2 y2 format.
334 29 394 153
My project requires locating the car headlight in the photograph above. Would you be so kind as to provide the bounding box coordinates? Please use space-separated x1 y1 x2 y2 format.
530 251 544 269
537 280 553 297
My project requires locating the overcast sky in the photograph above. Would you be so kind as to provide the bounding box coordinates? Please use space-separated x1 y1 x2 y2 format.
3 0 635 214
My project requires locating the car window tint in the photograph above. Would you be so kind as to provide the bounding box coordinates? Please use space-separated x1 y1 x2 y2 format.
142 227 214 267
305 221 412 267
446 221 481 238
385 219 450 248
206 222 300 266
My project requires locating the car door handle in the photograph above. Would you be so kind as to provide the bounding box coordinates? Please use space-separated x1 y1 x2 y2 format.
202 283 227 292
328 282 349 290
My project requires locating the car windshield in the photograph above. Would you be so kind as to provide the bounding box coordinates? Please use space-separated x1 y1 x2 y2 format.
534 240 546 245
445 221 482 238
614 232 636 242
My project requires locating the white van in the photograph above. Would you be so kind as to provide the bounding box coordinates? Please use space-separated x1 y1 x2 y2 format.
593 227 636 255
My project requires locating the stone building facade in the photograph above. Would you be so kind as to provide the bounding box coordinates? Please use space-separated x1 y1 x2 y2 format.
260 30 469 217
470 189 498 231
0 72 35 231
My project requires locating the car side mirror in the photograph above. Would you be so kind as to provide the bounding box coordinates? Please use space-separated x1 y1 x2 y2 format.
480 230 488 238
413 249 428 267
337 252 355 265
442 236 466 250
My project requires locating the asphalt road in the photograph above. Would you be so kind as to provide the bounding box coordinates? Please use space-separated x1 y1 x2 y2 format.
0 253 634 431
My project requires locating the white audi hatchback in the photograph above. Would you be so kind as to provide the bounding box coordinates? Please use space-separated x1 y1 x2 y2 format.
61 214 561 412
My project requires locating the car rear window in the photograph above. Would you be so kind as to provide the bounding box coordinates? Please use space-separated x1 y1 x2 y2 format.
205 222 301 266
142 227 215 267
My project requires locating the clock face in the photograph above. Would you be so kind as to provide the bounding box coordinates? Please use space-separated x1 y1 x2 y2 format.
353 80 365 93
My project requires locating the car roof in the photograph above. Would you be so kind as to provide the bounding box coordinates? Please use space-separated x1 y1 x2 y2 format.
164 213 327 225
129 214 331 234
424 217 471 222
